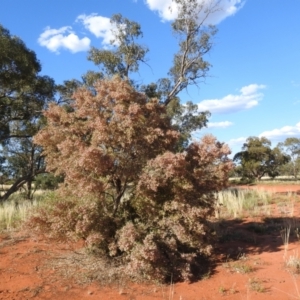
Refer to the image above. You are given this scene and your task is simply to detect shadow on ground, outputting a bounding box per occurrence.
[211,216,300,261]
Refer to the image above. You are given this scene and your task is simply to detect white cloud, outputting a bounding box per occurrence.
[197,84,266,114]
[259,122,300,141]
[38,26,90,54]
[227,137,246,150]
[145,0,244,24]
[228,122,300,154]
[226,136,247,156]
[38,13,115,53]
[207,121,233,128]
[77,14,115,46]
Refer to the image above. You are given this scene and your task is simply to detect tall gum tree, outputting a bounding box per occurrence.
[0,24,55,201]
[0,24,55,143]
[278,137,300,179]
[58,0,217,149]
[234,136,290,181]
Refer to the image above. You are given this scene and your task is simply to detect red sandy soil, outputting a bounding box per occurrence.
[238,184,300,194]
[1,184,300,300]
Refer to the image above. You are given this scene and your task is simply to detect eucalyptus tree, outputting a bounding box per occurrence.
[0,24,55,142]
[1,120,45,200]
[278,137,300,179]
[88,14,148,80]
[163,0,218,105]
[234,137,290,181]
[0,24,55,200]
[58,0,217,150]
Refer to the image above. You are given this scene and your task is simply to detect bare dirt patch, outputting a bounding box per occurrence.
[1,184,300,300]
[238,183,300,194]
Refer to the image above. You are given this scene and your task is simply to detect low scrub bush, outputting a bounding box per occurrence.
[30,78,233,283]
[27,172,219,282]
[26,194,114,245]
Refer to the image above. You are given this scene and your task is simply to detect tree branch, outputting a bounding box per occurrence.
[0,168,46,202]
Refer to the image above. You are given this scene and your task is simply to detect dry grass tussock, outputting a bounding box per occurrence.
[0,191,48,231]
[216,188,273,219]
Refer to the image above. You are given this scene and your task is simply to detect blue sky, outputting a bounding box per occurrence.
[1,0,300,156]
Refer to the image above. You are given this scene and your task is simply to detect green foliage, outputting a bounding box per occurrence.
[136,0,216,148]
[0,24,55,143]
[234,136,290,181]
[87,14,148,79]
[0,24,55,201]
[278,137,300,179]
[58,1,215,148]
[167,98,210,151]
[165,0,218,105]
[34,173,63,190]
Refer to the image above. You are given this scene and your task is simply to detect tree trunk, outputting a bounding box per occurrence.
[26,179,32,200]
[0,169,46,202]
[112,177,127,217]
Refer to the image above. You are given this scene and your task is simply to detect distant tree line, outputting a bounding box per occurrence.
[233,136,300,182]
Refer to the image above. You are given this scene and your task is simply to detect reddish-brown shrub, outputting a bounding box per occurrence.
[32,77,233,282]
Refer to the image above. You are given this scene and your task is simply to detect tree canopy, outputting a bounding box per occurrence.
[278,137,300,179]
[0,24,55,200]
[234,136,290,181]
[88,14,148,80]
[57,0,215,150]
[0,24,55,143]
